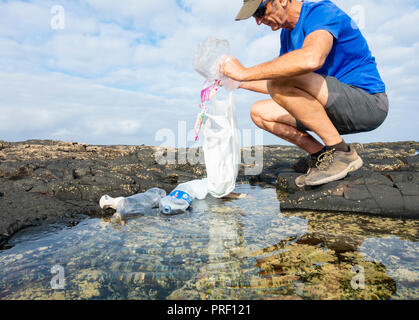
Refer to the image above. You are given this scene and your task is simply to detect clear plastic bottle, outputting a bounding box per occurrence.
[99,188,166,222]
[99,195,124,210]
[159,178,208,215]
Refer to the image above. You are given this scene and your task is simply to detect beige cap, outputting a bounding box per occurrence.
[235,0,264,21]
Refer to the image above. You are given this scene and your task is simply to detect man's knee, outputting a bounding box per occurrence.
[250,102,264,127]
[250,99,296,129]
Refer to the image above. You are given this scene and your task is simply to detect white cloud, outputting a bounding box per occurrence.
[0,1,50,37]
[0,0,418,147]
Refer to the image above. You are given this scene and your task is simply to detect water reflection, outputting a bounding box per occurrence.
[0,184,417,300]
[359,236,419,299]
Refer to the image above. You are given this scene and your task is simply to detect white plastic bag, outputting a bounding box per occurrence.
[193,37,241,198]
[203,90,241,198]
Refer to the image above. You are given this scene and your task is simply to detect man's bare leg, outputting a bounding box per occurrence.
[254,72,363,186]
[249,72,343,152]
[266,72,343,147]
[250,99,324,154]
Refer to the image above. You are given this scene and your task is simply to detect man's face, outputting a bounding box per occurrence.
[254,0,288,31]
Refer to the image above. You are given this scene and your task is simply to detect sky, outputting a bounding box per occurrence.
[0,0,418,148]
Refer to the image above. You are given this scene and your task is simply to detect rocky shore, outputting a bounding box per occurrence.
[0,139,418,246]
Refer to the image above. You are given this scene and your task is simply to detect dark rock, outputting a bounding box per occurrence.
[394,182,419,196]
[278,142,419,218]
[0,140,10,151]
[276,172,301,194]
[0,140,418,245]
[405,154,419,171]
[403,196,419,213]
[297,232,364,253]
[0,140,208,242]
[292,156,310,174]
[366,184,404,213]
[343,185,370,201]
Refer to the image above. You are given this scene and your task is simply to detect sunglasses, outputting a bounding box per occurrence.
[253,0,269,19]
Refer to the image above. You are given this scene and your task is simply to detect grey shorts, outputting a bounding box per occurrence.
[296,75,389,135]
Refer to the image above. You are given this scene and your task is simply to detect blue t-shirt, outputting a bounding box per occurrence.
[280,0,385,94]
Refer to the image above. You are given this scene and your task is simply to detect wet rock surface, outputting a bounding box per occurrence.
[0,140,418,245]
[276,142,419,218]
[166,209,418,300]
[0,140,206,245]
[0,184,417,300]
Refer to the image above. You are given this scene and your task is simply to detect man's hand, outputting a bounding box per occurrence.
[221,57,248,82]
[221,30,333,83]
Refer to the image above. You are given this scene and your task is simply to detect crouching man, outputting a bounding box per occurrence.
[223,0,388,187]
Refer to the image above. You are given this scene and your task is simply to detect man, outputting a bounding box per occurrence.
[223,0,389,187]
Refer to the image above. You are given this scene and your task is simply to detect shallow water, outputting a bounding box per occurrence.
[0,184,417,300]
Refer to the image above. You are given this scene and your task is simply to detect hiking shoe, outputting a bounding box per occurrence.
[295,154,321,188]
[295,174,306,188]
[304,146,363,186]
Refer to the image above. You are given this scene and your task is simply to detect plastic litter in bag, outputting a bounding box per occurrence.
[193,37,241,198]
[193,79,221,141]
[194,38,230,82]
[193,37,241,91]
[202,88,241,198]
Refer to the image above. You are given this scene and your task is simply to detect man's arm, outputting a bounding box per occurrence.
[223,30,334,82]
[239,80,269,94]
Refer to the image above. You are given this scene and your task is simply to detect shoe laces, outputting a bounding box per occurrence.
[305,152,323,174]
[314,148,336,170]
[307,155,318,168]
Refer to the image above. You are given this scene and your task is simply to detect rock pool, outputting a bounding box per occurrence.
[0,184,417,300]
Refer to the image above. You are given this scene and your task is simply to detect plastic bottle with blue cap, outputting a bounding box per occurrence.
[159,178,208,215]
[99,187,166,222]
